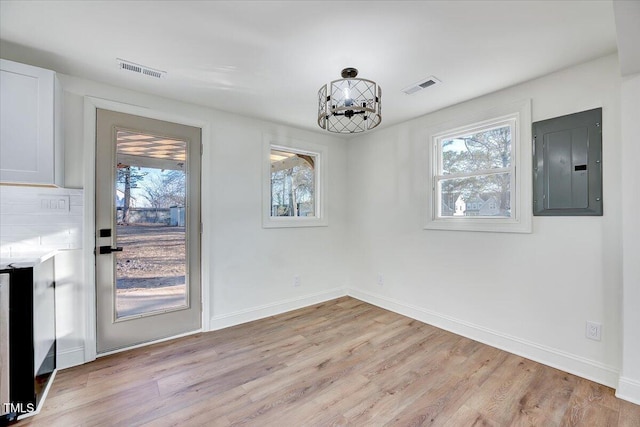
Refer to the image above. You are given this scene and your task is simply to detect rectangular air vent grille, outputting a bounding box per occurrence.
[117,58,166,79]
[142,68,163,79]
[419,79,437,89]
[402,76,441,95]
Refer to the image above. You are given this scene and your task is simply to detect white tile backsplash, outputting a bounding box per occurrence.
[0,185,83,257]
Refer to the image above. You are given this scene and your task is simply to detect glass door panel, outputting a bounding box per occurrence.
[114,132,188,319]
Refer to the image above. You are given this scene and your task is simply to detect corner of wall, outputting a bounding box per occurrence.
[210,287,347,331]
[616,377,640,405]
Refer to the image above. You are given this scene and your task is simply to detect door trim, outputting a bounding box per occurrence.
[83,96,211,362]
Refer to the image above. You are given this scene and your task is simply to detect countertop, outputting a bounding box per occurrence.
[0,250,58,270]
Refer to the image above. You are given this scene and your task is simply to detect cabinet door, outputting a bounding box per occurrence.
[33,258,55,378]
[0,59,61,186]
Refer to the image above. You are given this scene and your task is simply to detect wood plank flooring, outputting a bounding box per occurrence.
[16,297,640,426]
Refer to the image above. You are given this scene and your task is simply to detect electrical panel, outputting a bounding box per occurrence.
[533,108,602,216]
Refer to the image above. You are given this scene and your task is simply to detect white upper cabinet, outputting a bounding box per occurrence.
[0,59,63,186]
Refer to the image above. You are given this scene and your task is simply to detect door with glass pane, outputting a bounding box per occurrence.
[95,109,201,354]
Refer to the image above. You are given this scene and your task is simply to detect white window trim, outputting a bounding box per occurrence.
[262,134,328,228]
[425,99,532,233]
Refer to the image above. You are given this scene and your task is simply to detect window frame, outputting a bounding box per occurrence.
[434,117,516,219]
[262,135,328,228]
[425,100,532,233]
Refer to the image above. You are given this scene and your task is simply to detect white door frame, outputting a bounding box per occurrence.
[83,96,211,362]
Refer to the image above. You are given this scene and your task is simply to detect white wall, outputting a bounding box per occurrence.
[206,118,350,328]
[618,72,640,404]
[56,74,349,364]
[346,54,623,387]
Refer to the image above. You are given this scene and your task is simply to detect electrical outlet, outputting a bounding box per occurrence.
[586,321,602,341]
[377,273,384,286]
[39,195,70,212]
[293,275,301,287]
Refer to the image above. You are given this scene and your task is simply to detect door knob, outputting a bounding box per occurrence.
[99,246,123,254]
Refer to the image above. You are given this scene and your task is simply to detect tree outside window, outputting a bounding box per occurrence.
[270,148,316,217]
[263,136,327,228]
[435,119,515,218]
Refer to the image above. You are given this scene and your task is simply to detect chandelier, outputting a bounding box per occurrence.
[317,68,382,133]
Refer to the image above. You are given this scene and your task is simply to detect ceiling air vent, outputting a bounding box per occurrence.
[117,58,166,79]
[402,76,441,95]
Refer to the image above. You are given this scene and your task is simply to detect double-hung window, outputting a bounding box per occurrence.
[426,101,531,233]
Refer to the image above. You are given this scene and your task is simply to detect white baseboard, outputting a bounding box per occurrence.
[210,287,347,331]
[616,377,640,405]
[56,346,85,370]
[97,328,203,358]
[347,288,620,389]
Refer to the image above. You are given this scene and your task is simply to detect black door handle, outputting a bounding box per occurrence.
[99,246,124,254]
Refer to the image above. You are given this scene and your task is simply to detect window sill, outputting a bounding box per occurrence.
[424,217,531,233]
[262,216,328,229]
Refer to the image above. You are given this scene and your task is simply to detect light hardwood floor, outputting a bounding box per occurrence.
[16,297,640,426]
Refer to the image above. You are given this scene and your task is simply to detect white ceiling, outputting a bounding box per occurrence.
[0,1,620,135]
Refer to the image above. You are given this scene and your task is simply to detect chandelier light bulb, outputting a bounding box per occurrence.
[344,87,352,107]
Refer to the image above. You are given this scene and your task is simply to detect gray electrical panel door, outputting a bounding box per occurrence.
[533,108,602,216]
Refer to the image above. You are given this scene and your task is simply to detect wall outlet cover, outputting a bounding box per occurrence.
[586,321,602,341]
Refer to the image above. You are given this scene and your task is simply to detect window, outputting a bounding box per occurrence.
[270,148,316,218]
[262,136,327,228]
[425,100,531,233]
[437,118,515,218]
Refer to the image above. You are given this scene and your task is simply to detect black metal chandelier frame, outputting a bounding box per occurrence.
[318,68,382,134]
